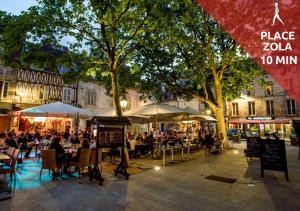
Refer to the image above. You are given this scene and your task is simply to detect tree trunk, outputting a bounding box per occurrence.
[111,72,122,117]
[215,107,229,148]
[213,71,229,148]
[110,71,130,167]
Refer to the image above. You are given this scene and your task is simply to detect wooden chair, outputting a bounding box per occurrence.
[37,143,46,162]
[7,147,15,157]
[40,149,61,179]
[70,148,91,178]
[18,143,28,161]
[0,149,20,184]
[89,149,102,166]
[89,148,102,173]
[3,147,15,166]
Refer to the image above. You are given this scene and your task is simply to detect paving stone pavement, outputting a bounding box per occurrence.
[0,142,300,211]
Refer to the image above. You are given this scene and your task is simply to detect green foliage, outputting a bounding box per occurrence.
[0,0,158,106]
[0,0,264,108]
[136,0,264,105]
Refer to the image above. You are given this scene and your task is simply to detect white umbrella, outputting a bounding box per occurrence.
[124,104,216,122]
[124,104,192,120]
[13,102,95,118]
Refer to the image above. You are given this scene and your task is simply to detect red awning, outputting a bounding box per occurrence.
[229,119,290,124]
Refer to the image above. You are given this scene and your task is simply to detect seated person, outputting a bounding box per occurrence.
[5,133,18,149]
[0,132,6,147]
[90,138,97,149]
[70,134,80,144]
[142,132,149,143]
[18,132,32,159]
[49,136,65,165]
[72,138,90,163]
[42,135,52,147]
[135,133,143,143]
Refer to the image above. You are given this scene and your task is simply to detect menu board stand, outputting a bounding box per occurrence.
[245,137,261,159]
[260,139,289,181]
[90,117,131,183]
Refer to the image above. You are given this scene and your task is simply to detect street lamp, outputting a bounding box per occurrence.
[120,99,128,112]
[18,90,27,102]
[205,108,212,115]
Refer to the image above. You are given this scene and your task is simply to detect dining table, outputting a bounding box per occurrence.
[0,153,10,161]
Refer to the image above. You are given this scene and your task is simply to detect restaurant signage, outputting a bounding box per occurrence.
[98,127,123,148]
[246,116,275,121]
[245,137,261,158]
[260,139,289,181]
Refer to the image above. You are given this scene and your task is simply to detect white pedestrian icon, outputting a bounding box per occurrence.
[272,2,284,26]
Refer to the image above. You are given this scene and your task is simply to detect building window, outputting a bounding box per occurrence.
[266,100,274,115]
[0,81,9,98]
[39,85,45,100]
[248,101,255,116]
[232,103,239,116]
[264,83,273,96]
[63,88,72,102]
[287,99,296,115]
[87,90,96,106]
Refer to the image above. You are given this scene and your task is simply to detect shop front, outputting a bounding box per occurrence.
[12,102,94,133]
[229,116,292,138]
[13,116,73,133]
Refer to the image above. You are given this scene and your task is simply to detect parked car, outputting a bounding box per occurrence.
[227,128,241,137]
[227,128,246,138]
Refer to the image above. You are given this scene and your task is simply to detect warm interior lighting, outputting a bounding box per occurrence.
[33,117,46,122]
[120,99,128,109]
[154,166,161,171]
[239,93,247,99]
[205,109,212,115]
[233,150,239,154]
[18,90,27,97]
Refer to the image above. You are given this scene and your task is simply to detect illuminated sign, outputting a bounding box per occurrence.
[247,116,275,121]
[34,117,47,122]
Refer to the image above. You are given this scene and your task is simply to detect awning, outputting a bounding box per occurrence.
[229,119,291,124]
[13,102,95,119]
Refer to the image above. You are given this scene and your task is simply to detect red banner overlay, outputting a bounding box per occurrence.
[196,0,300,104]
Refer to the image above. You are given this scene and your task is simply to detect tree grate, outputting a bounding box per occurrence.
[205,175,237,184]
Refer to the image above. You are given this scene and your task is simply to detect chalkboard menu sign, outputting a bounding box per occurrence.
[245,137,261,158]
[260,139,289,181]
[98,127,123,148]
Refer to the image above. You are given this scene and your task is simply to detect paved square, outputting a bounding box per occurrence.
[1,142,300,211]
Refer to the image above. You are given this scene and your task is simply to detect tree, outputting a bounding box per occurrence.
[0,0,162,168]
[136,0,264,146]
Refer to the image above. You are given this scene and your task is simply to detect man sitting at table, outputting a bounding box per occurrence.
[18,132,33,159]
[143,132,153,153]
[5,133,18,149]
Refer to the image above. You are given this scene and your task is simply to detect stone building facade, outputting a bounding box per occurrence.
[227,75,300,137]
[0,63,78,132]
[0,63,145,132]
[77,81,145,130]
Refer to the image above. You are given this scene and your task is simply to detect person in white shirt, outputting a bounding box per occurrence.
[42,135,52,147]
